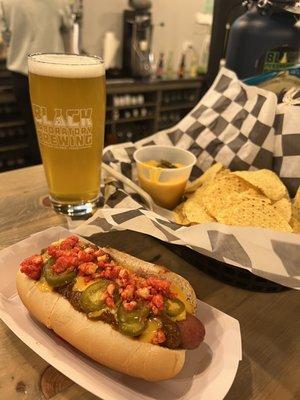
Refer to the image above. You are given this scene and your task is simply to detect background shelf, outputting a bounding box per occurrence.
[0,57,205,172]
[160,102,198,112]
[106,102,156,111]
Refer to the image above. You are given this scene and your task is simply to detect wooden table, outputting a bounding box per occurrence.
[0,165,299,400]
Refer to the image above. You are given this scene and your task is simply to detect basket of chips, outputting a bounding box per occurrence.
[75,68,300,292]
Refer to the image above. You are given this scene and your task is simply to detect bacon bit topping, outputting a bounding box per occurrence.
[83,275,94,283]
[20,254,43,280]
[136,287,150,300]
[47,236,79,259]
[120,284,135,301]
[94,249,107,257]
[152,330,166,345]
[20,236,174,316]
[105,296,115,309]
[59,235,79,250]
[52,255,78,274]
[151,294,164,311]
[146,277,171,294]
[84,247,95,254]
[98,287,116,309]
[100,266,120,280]
[107,283,115,296]
[119,268,129,279]
[77,250,94,263]
[47,245,60,258]
[123,300,137,311]
[78,262,98,276]
[97,254,109,263]
[151,306,159,315]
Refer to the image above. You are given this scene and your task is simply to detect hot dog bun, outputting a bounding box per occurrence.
[16,247,198,381]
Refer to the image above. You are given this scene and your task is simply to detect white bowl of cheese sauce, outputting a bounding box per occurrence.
[133,146,196,209]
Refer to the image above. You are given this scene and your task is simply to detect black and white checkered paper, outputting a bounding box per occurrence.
[103,68,299,194]
[274,88,300,197]
[74,68,300,289]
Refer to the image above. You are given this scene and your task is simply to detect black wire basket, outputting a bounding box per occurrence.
[165,243,289,293]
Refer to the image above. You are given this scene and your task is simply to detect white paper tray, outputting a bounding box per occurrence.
[0,227,242,400]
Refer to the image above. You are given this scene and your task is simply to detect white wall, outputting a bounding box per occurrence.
[151,0,208,68]
[81,0,209,71]
[81,0,127,60]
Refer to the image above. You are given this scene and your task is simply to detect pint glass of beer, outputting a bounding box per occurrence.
[28,53,105,216]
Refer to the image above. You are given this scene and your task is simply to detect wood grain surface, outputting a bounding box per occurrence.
[0,165,299,400]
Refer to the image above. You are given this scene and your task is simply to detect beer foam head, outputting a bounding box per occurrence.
[28,54,105,78]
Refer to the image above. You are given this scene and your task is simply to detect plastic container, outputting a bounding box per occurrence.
[133,145,196,209]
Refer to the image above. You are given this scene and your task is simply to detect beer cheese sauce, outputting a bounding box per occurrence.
[138,160,187,209]
[141,160,184,169]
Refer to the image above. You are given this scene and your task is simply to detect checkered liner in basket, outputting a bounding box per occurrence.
[77,67,300,289]
[103,68,299,197]
[273,88,300,196]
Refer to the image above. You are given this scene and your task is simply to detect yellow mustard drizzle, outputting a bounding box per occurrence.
[36,277,53,292]
[73,276,97,292]
[139,318,162,343]
[170,283,193,313]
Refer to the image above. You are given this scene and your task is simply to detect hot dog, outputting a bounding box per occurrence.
[16,235,205,381]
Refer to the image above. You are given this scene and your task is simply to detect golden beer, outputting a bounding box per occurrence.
[28,54,105,215]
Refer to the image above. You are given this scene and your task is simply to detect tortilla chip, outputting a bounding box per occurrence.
[272,198,292,222]
[185,163,224,193]
[175,164,294,233]
[183,192,215,224]
[217,169,231,178]
[173,203,190,225]
[216,197,293,233]
[201,174,265,218]
[294,186,300,209]
[232,169,288,201]
[290,217,300,234]
[291,203,300,220]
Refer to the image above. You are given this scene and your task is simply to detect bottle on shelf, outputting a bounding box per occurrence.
[140,108,147,117]
[132,108,139,118]
[126,131,134,141]
[178,53,186,79]
[165,51,174,79]
[124,110,132,119]
[113,96,119,107]
[156,52,164,79]
[189,50,199,78]
[112,109,120,121]
[137,95,144,105]
[116,131,124,142]
[125,95,131,106]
